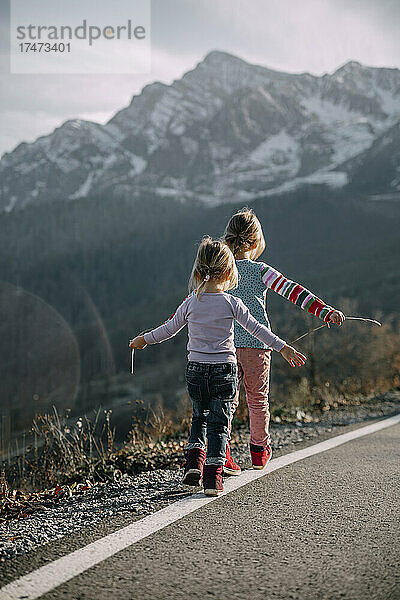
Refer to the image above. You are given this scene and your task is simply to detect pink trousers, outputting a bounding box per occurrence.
[232,347,272,447]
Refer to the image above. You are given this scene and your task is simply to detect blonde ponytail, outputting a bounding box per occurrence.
[189,236,238,299]
[224,207,266,259]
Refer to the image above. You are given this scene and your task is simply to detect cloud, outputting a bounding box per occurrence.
[165,0,400,73]
[1,0,399,155]
[0,45,200,156]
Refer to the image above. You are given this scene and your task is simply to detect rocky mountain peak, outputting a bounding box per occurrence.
[1,51,399,212]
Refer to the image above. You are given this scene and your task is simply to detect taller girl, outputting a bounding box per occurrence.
[223,208,345,473]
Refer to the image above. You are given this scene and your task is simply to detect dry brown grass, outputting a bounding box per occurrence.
[1,310,399,522]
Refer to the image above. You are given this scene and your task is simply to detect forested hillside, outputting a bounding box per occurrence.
[1,187,399,439]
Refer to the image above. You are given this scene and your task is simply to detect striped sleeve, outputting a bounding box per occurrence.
[260,263,335,323]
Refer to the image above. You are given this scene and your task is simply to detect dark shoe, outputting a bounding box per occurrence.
[182,448,206,486]
[203,464,224,496]
[223,441,241,476]
[250,443,272,470]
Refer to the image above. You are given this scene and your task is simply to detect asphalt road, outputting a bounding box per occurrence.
[42,422,400,600]
[2,421,399,600]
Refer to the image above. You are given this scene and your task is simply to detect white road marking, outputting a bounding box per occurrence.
[1,413,399,600]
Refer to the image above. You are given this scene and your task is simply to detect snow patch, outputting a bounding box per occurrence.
[170,123,186,135]
[301,95,380,166]
[378,136,393,149]
[324,120,374,166]
[249,131,299,165]
[130,155,147,175]
[229,131,301,183]
[264,170,348,196]
[376,89,400,117]
[69,173,94,199]
[4,196,17,213]
[154,187,182,197]
[102,153,118,168]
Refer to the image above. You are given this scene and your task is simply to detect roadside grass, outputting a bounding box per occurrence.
[0,402,191,524]
[1,312,399,523]
[1,386,399,524]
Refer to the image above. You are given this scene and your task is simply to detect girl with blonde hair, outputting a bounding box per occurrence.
[130,236,305,495]
[223,208,345,473]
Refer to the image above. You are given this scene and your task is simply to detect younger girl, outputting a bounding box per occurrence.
[223,208,345,473]
[129,237,306,496]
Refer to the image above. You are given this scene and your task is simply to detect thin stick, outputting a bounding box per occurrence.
[290,315,382,344]
[131,348,135,375]
[345,316,382,326]
[290,324,327,344]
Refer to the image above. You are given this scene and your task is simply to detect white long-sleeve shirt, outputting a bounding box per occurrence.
[143,292,286,363]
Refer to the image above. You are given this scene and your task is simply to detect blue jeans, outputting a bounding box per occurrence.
[185,361,238,465]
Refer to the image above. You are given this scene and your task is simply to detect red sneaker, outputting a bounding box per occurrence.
[203,465,224,496]
[223,441,241,476]
[250,443,272,470]
[182,448,206,486]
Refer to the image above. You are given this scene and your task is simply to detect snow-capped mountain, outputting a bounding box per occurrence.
[1,51,400,212]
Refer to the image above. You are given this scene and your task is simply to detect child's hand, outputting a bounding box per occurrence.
[328,310,345,326]
[129,335,147,350]
[280,344,307,367]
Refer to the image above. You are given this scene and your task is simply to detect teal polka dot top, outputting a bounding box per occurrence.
[227,259,271,349]
[227,258,334,349]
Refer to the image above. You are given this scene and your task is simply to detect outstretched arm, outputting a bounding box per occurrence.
[261,264,343,324]
[129,297,189,349]
[144,299,189,344]
[232,298,306,366]
[232,297,286,351]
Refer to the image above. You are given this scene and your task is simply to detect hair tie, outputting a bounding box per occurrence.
[203,274,210,282]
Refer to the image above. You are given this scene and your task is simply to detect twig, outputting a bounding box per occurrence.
[290,315,382,344]
[345,316,382,326]
[290,324,327,344]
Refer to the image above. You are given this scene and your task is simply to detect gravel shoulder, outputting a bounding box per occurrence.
[1,391,399,570]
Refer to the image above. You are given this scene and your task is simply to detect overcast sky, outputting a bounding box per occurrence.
[1,0,399,156]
